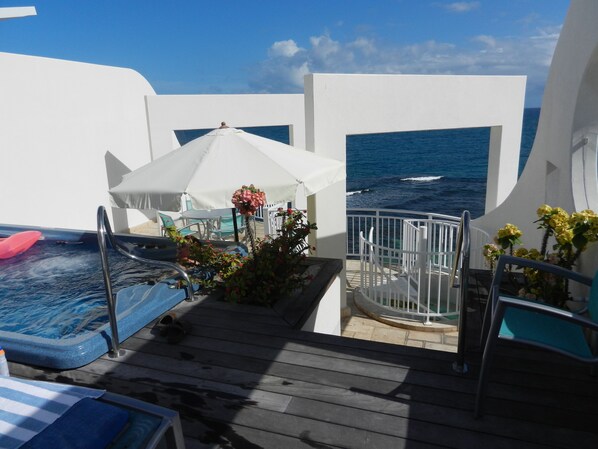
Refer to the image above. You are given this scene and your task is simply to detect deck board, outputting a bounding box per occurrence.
[8,280,598,448]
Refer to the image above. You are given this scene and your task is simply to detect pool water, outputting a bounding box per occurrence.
[0,239,173,339]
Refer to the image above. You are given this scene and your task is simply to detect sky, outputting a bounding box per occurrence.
[1,1,571,107]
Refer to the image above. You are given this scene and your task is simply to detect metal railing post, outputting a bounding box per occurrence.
[96,206,195,359]
[97,207,126,359]
[450,210,470,374]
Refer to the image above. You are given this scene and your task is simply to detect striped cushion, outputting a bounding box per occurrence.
[22,398,129,449]
[0,376,103,449]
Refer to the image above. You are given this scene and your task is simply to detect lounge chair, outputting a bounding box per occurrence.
[0,375,185,449]
[475,255,598,417]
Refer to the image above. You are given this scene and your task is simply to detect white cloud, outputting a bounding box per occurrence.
[441,2,480,13]
[349,37,377,56]
[473,35,497,49]
[268,40,302,58]
[249,25,560,105]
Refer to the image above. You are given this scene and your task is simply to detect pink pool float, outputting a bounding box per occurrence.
[0,231,42,259]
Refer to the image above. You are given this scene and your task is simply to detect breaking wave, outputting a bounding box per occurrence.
[400,176,443,182]
[346,188,371,196]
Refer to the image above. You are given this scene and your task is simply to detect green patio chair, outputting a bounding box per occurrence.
[211,212,247,241]
[158,212,204,238]
[475,255,598,417]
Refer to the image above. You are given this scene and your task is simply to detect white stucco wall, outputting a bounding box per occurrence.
[0,52,156,231]
[145,94,306,159]
[474,1,598,274]
[305,74,526,210]
[304,73,527,309]
[301,276,341,335]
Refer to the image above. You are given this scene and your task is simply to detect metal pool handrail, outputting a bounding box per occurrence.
[97,206,193,359]
[450,210,470,374]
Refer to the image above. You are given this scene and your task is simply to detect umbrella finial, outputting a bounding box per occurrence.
[219,122,229,129]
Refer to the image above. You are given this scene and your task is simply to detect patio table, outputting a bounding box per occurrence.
[181,208,239,241]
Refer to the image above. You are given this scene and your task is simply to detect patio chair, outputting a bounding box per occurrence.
[0,375,185,449]
[211,212,247,241]
[158,212,204,238]
[475,255,598,417]
[183,196,205,226]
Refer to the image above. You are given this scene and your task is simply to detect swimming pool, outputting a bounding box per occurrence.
[0,224,188,369]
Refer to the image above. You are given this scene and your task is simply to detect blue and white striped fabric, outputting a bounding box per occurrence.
[0,376,104,449]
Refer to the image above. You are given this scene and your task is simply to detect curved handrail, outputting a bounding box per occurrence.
[359,225,461,322]
[451,210,470,374]
[97,206,193,358]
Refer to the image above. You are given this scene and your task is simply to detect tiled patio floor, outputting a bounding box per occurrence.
[343,260,458,352]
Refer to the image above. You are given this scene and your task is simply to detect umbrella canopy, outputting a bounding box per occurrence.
[109,127,346,211]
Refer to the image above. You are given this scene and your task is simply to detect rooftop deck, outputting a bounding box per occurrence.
[8,268,598,449]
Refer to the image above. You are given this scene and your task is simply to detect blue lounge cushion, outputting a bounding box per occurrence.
[500,307,592,359]
[589,270,598,320]
[108,409,162,449]
[21,398,129,449]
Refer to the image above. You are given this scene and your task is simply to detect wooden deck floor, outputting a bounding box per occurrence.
[9,275,598,448]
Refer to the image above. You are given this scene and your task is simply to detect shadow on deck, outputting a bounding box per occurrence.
[8,268,598,448]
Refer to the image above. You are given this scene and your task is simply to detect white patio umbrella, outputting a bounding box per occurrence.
[109,126,346,211]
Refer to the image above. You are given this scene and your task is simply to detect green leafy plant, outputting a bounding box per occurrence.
[164,207,318,306]
[483,205,598,307]
[224,208,317,306]
[482,223,522,271]
[164,226,244,288]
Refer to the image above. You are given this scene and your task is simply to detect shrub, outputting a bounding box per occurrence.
[483,204,598,307]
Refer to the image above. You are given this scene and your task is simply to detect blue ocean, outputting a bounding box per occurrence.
[176,108,539,219]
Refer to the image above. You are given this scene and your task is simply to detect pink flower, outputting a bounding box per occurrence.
[231,184,267,216]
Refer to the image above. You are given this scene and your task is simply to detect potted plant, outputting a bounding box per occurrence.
[165,185,317,307]
[483,205,598,308]
[224,207,317,305]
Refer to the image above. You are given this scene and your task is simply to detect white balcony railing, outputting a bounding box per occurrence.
[348,209,490,323]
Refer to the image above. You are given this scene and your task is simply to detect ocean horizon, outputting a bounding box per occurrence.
[176,107,539,219]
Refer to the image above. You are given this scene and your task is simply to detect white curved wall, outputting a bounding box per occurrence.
[0,52,156,231]
[474,1,598,269]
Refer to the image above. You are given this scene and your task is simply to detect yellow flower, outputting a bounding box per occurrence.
[555,228,573,245]
[536,204,552,217]
[483,243,499,258]
[527,248,542,260]
[553,207,569,221]
[497,223,522,239]
[513,247,529,258]
[549,215,568,230]
[589,215,598,233]
[570,210,594,227]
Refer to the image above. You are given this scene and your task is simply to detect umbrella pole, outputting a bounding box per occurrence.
[231,207,239,243]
